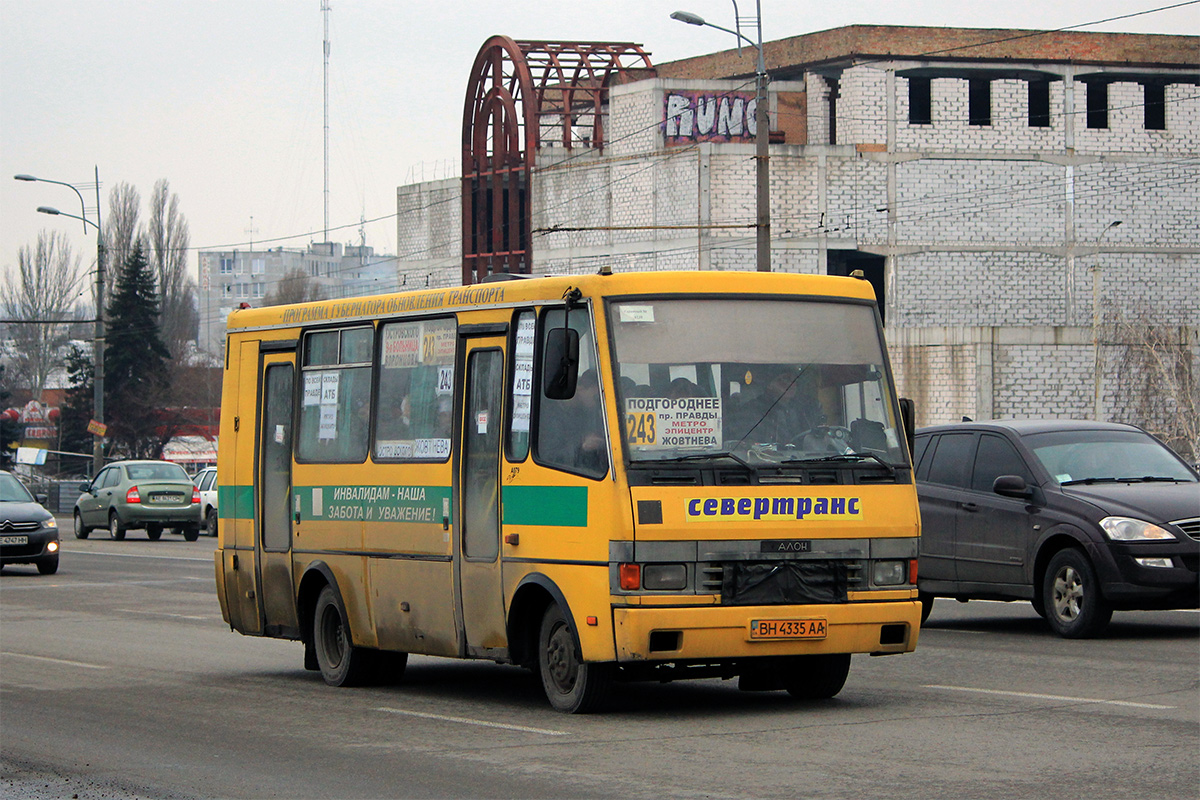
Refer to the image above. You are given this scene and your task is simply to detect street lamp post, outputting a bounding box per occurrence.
[15,170,107,475]
[1092,220,1122,421]
[672,1,770,272]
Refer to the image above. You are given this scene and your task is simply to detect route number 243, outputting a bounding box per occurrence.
[626,412,657,445]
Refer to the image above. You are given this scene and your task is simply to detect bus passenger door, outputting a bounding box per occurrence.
[257,355,299,637]
[457,338,507,657]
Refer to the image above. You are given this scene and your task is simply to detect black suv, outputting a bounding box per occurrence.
[914,420,1199,637]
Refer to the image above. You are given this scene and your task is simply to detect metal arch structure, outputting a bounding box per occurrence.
[461,37,654,284]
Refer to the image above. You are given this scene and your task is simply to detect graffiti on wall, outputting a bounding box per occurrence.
[663,90,760,145]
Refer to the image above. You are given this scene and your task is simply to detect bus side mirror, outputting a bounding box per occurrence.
[899,397,916,459]
[543,327,580,400]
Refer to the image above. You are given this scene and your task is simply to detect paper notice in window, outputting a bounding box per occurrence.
[318,404,338,440]
[304,373,321,406]
[320,371,339,405]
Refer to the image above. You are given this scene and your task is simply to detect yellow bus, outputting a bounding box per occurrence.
[214,269,921,712]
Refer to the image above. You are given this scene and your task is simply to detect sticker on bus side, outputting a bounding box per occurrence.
[686,495,862,522]
[296,484,452,524]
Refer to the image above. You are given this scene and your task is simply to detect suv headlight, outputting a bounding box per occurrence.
[1099,516,1176,542]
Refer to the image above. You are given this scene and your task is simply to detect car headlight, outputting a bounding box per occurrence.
[43,516,58,529]
[1099,516,1176,541]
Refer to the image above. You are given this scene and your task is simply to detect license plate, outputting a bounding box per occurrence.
[0,535,30,546]
[749,618,827,640]
[148,493,182,504]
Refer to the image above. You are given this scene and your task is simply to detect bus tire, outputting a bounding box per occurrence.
[313,585,373,687]
[537,604,613,713]
[782,653,851,700]
[919,591,935,624]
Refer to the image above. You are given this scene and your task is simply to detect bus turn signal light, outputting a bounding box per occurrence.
[619,563,641,590]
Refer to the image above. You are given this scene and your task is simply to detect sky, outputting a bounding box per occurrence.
[1,0,1196,289]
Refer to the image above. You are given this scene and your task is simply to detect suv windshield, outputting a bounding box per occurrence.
[609,298,905,465]
[1025,429,1197,484]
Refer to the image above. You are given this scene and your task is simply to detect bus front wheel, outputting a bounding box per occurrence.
[537,604,614,713]
[782,653,851,700]
[313,585,374,687]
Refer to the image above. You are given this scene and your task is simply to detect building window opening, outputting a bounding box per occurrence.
[968,78,991,126]
[1143,83,1166,130]
[1028,81,1051,127]
[908,77,932,125]
[1087,82,1109,129]
[826,77,840,145]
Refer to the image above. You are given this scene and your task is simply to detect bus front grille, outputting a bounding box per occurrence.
[698,560,864,604]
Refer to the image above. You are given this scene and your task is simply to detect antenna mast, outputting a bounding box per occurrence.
[322,0,331,243]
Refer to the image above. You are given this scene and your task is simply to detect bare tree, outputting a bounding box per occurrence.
[262,268,327,306]
[104,182,142,303]
[1104,306,1200,460]
[147,179,197,355]
[0,230,85,399]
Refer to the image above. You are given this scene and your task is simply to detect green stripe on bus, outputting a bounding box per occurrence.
[503,486,588,527]
[218,485,255,520]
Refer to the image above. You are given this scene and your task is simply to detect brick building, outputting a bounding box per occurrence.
[395,26,1200,455]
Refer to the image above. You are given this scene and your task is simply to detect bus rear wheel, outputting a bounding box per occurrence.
[782,653,851,700]
[537,604,613,713]
[313,585,374,687]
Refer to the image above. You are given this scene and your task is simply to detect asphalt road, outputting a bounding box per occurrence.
[2,532,1197,800]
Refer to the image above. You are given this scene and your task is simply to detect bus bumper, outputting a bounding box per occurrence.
[612,600,921,662]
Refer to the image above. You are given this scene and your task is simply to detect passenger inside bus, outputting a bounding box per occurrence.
[537,368,608,478]
[727,367,823,448]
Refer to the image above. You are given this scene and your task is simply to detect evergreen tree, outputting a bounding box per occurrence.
[59,345,95,459]
[104,241,172,458]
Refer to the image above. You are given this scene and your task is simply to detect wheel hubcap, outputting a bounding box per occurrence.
[545,623,578,693]
[1052,566,1083,620]
[319,606,346,668]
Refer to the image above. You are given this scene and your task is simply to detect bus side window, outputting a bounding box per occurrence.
[534,307,607,479]
[507,310,535,462]
[296,326,373,463]
[373,317,456,461]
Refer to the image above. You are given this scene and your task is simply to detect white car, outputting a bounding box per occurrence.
[193,467,219,537]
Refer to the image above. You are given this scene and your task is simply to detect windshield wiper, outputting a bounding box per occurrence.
[1064,475,1185,485]
[653,450,756,471]
[780,453,896,477]
[1120,476,1188,483]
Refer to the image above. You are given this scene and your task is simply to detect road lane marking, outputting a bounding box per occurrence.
[375,706,569,736]
[0,577,208,590]
[924,684,1175,709]
[65,550,213,562]
[1,651,109,670]
[116,608,216,621]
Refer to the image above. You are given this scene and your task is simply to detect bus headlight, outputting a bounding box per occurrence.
[872,560,907,586]
[642,564,687,591]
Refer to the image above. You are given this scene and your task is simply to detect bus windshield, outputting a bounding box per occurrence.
[609,297,905,466]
